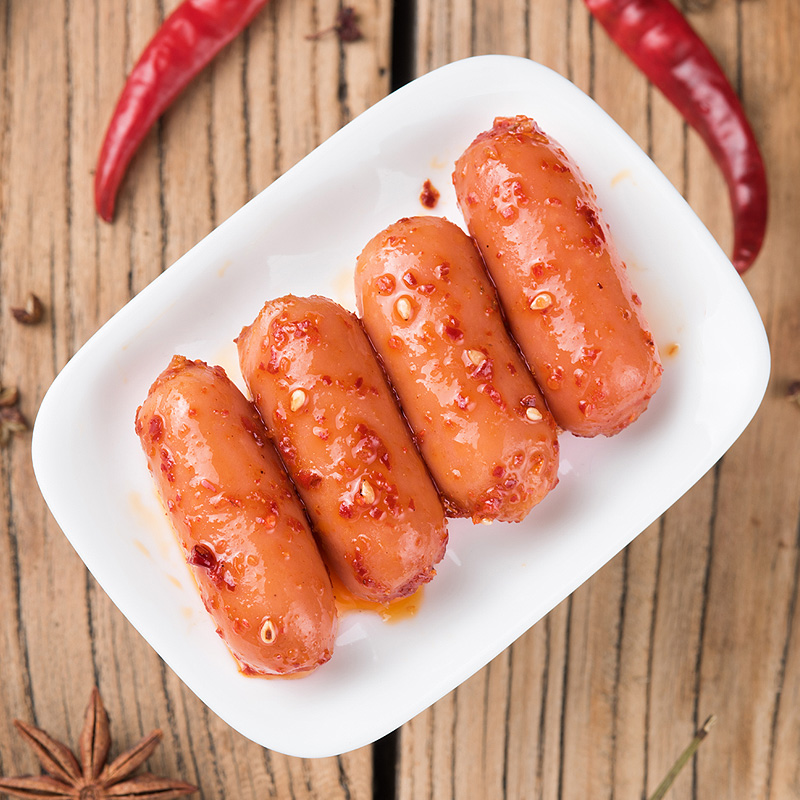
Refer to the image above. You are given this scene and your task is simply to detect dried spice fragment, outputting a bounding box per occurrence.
[307,6,363,42]
[0,687,197,799]
[787,380,800,409]
[420,179,440,209]
[0,384,27,446]
[10,293,44,325]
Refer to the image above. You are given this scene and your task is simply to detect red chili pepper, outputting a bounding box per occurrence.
[95,0,271,223]
[583,0,768,274]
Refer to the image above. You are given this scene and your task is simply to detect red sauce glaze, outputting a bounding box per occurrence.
[355,216,560,523]
[135,356,337,676]
[453,116,662,437]
[237,295,448,603]
[420,178,441,209]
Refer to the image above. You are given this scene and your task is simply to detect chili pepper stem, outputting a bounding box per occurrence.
[647,715,717,800]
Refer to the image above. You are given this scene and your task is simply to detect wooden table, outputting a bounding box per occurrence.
[1,1,797,798]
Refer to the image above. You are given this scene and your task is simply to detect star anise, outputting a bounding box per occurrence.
[0,687,197,799]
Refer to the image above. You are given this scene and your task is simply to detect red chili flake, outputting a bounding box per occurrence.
[435,262,450,280]
[455,393,470,410]
[277,436,297,462]
[297,470,323,489]
[546,367,565,390]
[444,325,463,341]
[200,478,216,491]
[160,448,175,483]
[417,283,436,295]
[355,377,364,389]
[402,270,418,287]
[339,501,354,519]
[545,196,562,206]
[480,384,504,407]
[511,180,527,203]
[188,544,234,590]
[580,347,601,366]
[266,349,281,374]
[376,274,396,294]
[384,484,400,513]
[581,235,604,252]
[632,293,642,305]
[420,179,440,209]
[492,465,505,478]
[576,200,605,241]
[148,414,163,442]
[233,618,251,634]
[188,544,216,571]
[353,424,384,464]
[506,362,517,376]
[240,414,265,446]
[470,356,493,381]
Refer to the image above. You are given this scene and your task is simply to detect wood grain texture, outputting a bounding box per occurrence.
[0,1,386,797]
[400,1,800,799]
[0,1,798,798]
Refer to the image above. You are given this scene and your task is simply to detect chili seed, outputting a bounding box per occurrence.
[289,389,306,412]
[395,296,413,321]
[530,292,553,311]
[359,478,376,505]
[259,618,277,644]
[467,349,485,366]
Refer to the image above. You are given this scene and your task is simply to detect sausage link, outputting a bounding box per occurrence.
[237,296,448,602]
[453,116,663,437]
[135,356,337,676]
[355,216,560,523]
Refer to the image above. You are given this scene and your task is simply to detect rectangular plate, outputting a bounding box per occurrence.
[32,55,769,758]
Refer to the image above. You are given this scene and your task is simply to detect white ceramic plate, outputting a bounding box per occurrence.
[32,55,769,758]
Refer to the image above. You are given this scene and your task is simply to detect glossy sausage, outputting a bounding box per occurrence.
[355,216,560,523]
[237,295,448,603]
[453,115,663,437]
[135,355,337,676]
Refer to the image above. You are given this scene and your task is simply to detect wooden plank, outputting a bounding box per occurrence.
[0,0,389,796]
[399,2,798,800]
